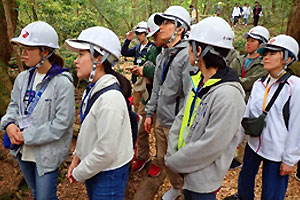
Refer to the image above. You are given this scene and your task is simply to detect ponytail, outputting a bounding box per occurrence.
[103,60,132,98]
[48,53,64,67]
[45,47,64,67]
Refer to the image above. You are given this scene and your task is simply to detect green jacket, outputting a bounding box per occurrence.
[143,45,162,79]
[230,55,267,102]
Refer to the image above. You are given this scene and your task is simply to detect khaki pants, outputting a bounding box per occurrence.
[152,119,183,189]
[136,103,149,161]
[133,77,148,114]
[132,91,142,114]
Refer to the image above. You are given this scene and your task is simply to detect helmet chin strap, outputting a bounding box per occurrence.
[35,47,54,69]
[164,19,184,45]
[192,43,227,67]
[192,41,199,66]
[277,50,294,77]
[88,44,110,83]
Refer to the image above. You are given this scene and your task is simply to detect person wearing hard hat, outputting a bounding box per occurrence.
[225,35,300,200]
[131,13,163,173]
[65,27,134,199]
[0,21,75,199]
[165,16,245,200]
[144,5,194,199]
[229,26,269,170]
[121,21,154,112]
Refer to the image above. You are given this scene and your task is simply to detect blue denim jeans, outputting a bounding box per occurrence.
[17,154,59,200]
[238,144,289,200]
[85,163,129,200]
[183,189,216,200]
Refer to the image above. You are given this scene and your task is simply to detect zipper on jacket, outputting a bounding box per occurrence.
[45,99,52,120]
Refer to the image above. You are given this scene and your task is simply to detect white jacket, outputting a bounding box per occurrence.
[246,74,300,166]
[242,6,251,16]
[73,74,133,182]
[232,7,241,17]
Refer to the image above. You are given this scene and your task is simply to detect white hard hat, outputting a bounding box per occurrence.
[147,13,160,37]
[135,21,148,33]
[257,34,299,61]
[11,21,59,49]
[218,2,222,5]
[65,26,121,63]
[188,16,234,49]
[154,6,191,30]
[242,26,269,43]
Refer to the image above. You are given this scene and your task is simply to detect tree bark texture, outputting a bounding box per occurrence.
[287,0,300,58]
[272,0,276,14]
[0,0,16,116]
[2,0,23,72]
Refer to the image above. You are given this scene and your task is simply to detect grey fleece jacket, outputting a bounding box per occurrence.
[145,40,193,127]
[165,81,245,193]
[1,67,75,176]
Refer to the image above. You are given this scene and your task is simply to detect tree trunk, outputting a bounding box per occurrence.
[204,0,211,15]
[192,0,199,23]
[287,0,300,59]
[272,0,276,14]
[2,0,23,72]
[0,0,17,117]
[30,0,38,21]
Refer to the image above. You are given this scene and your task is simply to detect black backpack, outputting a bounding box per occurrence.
[84,83,138,148]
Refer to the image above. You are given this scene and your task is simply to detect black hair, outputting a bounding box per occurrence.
[103,60,132,98]
[45,47,64,67]
[93,50,132,98]
[192,41,230,69]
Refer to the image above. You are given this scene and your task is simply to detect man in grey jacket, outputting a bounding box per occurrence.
[143,5,193,200]
[165,17,245,199]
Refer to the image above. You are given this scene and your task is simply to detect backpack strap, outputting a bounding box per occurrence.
[160,47,185,85]
[264,72,291,113]
[83,83,121,122]
[282,95,290,130]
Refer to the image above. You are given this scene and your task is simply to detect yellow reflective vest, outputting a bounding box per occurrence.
[177,72,221,150]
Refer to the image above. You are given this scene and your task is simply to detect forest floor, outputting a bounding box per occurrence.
[1,57,300,200]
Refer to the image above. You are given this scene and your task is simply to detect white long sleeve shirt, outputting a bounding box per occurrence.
[245,74,300,166]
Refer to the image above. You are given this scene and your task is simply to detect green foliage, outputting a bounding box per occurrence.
[9,0,296,83]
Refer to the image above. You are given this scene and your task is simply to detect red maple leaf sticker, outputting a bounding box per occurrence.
[147,27,151,33]
[22,31,29,38]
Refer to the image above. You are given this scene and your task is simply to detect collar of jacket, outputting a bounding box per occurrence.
[197,67,240,98]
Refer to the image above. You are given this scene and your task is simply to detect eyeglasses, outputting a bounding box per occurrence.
[158,19,175,26]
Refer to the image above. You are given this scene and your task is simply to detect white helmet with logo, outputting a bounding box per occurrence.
[154,6,191,31]
[135,21,148,34]
[242,26,269,43]
[189,16,234,49]
[147,13,160,37]
[11,21,59,49]
[257,34,299,61]
[65,26,121,82]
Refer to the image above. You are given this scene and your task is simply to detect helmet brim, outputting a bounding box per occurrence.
[11,37,59,49]
[242,32,265,43]
[154,13,175,26]
[64,39,103,55]
[257,44,283,56]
